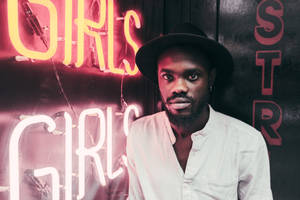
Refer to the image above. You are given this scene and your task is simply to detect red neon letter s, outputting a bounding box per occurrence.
[7,0,58,60]
[254,0,284,46]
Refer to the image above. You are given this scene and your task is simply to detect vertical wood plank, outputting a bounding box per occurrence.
[164,0,191,33]
[190,0,217,39]
[219,1,300,199]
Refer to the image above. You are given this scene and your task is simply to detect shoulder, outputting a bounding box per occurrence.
[130,111,165,131]
[214,110,266,148]
[127,111,165,143]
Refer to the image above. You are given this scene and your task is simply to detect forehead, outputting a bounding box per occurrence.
[157,46,212,72]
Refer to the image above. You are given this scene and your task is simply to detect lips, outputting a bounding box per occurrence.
[167,98,192,110]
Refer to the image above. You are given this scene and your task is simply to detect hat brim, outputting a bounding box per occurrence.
[136,33,234,85]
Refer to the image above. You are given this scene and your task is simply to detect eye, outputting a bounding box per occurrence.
[160,73,174,81]
[188,72,200,81]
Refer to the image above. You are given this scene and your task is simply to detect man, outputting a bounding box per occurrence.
[126,23,273,200]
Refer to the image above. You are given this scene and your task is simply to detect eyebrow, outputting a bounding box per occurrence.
[159,68,204,76]
[183,69,203,74]
[159,69,174,73]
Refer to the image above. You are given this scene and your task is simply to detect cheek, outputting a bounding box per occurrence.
[189,82,209,98]
[158,83,169,101]
[162,89,171,99]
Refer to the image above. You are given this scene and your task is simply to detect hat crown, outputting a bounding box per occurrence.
[169,23,208,38]
[136,23,234,86]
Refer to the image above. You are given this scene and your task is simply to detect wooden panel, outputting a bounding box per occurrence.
[164,0,191,33]
[219,0,300,199]
[117,0,164,41]
[163,0,217,36]
[190,0,217,39]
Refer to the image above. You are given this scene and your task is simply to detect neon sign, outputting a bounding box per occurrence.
[7,0,142,75]
[8,105,140,200]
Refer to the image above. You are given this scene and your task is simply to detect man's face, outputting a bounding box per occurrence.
[157,47,215,122]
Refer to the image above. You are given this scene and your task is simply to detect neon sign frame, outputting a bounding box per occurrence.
[7,0,141,75]
[9,105,140,200]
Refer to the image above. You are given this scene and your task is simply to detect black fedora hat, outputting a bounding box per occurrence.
[135,23,234,85]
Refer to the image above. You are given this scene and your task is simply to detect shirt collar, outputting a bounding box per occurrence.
[191,105,216,139]
[164,105,217,145]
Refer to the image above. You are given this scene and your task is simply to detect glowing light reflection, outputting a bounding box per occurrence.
[77,108,106,199]
[9,115,56,200]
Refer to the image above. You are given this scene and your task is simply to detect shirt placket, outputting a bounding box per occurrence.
[182,133,207,200]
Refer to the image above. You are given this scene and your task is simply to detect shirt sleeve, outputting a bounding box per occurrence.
[126,123,145,200]
[238,134,273,200]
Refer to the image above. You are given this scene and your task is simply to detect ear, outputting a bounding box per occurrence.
[209,68,216,87]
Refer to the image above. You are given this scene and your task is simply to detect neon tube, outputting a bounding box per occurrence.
[123,105,140,136]
[7,0,58,60]
[77,108,106,199]
[107,107,123,179]
[9,115,56,200]
[123,10,141,75]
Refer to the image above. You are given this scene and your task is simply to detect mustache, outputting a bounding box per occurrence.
[166,93,194,103]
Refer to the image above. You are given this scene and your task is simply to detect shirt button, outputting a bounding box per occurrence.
[184,178,193,183]
[191,148,198,153]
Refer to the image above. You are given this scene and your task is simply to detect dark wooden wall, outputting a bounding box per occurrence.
[218,1,300,199]
[0,0,299,199]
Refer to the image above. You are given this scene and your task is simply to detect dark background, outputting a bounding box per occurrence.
[0,0,299,199]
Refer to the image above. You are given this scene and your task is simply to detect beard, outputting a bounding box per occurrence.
[162,92,210,129]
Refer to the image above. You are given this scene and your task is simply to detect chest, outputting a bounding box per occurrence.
[135,133,240,200]
[173,136,193,172]
[136,129,239,185]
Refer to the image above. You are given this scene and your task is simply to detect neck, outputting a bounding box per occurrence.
[170,104,210,138]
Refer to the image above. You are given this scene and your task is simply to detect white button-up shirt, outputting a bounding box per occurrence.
[126,106,273,200]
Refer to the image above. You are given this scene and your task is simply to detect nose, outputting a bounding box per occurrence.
[172,78,188,94]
